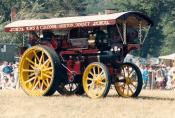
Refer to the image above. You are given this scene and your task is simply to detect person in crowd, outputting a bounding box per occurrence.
[0,62,13,89]
[0,62,5,89]
[171,70,175,90]
[0,61,16,89]
[41,30,58,49]
[155,68,165,89]
[94,27,109,49]
[165,66,174,89]
[1,75,12,89]
[28,31,40,47]
[148,65,153,89]
[142,65,149,89]
[0,61,8,81]
[13,61,19,89]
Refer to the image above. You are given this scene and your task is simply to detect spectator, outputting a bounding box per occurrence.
[0,62,14,89]
[155,69,165,89]
[0,61,8,83]
[171,70,175,90]
[1,75,12,89]
[41,30,58,49]
[13,62,19,89]
[165,66,174,89]
[28,31,40,47]
[142,65,149,89]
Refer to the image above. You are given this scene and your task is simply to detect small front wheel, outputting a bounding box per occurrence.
[83,62,111,98]
[114,63,143,97]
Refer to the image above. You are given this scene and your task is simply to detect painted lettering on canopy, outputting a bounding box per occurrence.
[5,20,116,32]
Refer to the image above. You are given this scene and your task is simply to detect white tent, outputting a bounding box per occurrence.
[159,53,175,60]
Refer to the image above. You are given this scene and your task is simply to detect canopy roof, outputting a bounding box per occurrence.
[4,11,153,32]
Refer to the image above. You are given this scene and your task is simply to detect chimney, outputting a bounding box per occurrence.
[105,9,116,14]
[11,7,17,22]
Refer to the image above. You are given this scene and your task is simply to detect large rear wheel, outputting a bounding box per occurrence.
[83,62,111,98]
[114,63,142,97]
[19,45,62,96]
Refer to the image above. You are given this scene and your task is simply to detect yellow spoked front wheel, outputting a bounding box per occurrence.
[19,45,61,96]
[83,62,111,98]
[114,63,143,97]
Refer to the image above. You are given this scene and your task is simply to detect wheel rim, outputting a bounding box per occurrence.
[19,46,54,96]
[83,63,108,98]
[115,64,139,97]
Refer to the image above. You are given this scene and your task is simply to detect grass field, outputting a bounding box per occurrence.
[0,88,175,118]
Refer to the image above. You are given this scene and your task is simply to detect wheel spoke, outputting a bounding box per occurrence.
[89,71,94,77]
[32,81,39,91]
[122,68,126,78]
[122,84,126,93]
[43,67,53,71]
[26,57,35,65]
[99,70,104,76]
[45,71,52,76]
[40,81,44,91]
[25,76,36,84]
[34,57,38,66]
[42,59,50,68]
[129,69,134,77]
[42,54,45,64]
[29,73,35,78]
[93,67,96,75]
[87,77,93,81]
[46,78,50,85]
[127,85,130,96]
[38,80,41,88]
[130,72,136,79]
[97,66,100,74]
[88,81,94,88]
[43,80,49,88]
[130,82,137,89]
[43,73,52,79]
[100,73,106,80]
[131,78,138,83]
[98,81,105,85]
[33,50,40,62]
[126,66,130,77]
[128,85,134,95]
[29,64,35,69]
[22,69,34,72]
[39,51,44,65]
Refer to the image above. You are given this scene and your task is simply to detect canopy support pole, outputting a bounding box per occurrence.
[123,20,127,44]
[22,33,25,47]
[116,24,124,43]
[138,21,142,44]
[142,25,151,44]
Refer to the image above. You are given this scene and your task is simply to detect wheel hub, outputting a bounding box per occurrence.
[126,77,131,84]
[34,68,41,76]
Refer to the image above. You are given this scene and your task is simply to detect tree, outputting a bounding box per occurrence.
[0,0,88,44]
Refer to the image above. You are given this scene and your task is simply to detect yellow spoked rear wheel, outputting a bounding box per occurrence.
[114,63,142,97]
[19,45,60,96]
[83,62,110,98]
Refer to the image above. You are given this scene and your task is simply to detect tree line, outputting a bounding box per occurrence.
[0,0,175,57]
